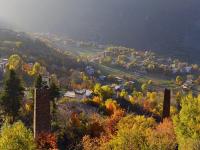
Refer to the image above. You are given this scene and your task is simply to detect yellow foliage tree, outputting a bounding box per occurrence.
[8,54,22,70]
[29,62,42,76]
[0,121,36,150]
[93,96,102,105]
[176,76,183,85]
[105,99,119,114]
[147,92,157,101]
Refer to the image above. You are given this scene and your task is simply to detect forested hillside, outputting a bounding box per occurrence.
[0,29,84,78]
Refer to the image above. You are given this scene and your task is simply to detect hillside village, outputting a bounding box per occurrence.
[1,30,200,100]
[32,33,199,76]
[1,1,200,149]
[0,30,200,149]
[91,47,199,76]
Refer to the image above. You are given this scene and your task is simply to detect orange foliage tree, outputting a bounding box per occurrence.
[36,132,58,150]
[105,99,119,115]
[147,119,177,150]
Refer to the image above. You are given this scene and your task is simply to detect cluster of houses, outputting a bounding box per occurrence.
[90,48,199,76]
[63,81,137,101]
[181,75,195,90]
[182,79,193,90]
[63,89,93,99]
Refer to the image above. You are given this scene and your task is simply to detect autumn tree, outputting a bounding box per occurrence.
[119,89,128,99]
[141,83,148,92]
[0,69,24,123]
[82,135,102,150]
[173,94,200,150]
[176,75,183,85]
[105,99,119,115]
[94,83,103,97]
[147,92,157,101]
[32,62,42,76]
[105,115,155,150]
[0,121,36,150]
[36,132,58,150]
[101,85,113,100]
[7,54,22,70]
[147,119,177,150]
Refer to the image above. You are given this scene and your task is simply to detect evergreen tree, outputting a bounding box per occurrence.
[49,82,60,119]
[49,82,60,101]
[0,69,24,123]
[35,74,42,89]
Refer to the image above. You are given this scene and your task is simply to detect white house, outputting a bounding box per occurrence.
[85,90,93,97]
[184,66,192,73]
[64,91,76,98]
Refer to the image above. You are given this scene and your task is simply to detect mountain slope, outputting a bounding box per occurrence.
[0,29,84,77]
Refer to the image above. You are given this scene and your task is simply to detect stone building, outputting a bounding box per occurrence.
[33,88,51,138]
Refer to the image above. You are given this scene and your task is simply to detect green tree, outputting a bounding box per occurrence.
[0,69,24,123]
[173,94,200,150]
[49,82,60,100]
[0,121,36,150]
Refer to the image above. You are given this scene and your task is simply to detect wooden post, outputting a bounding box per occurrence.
[33,88,51,138]
[162,89,171,120]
